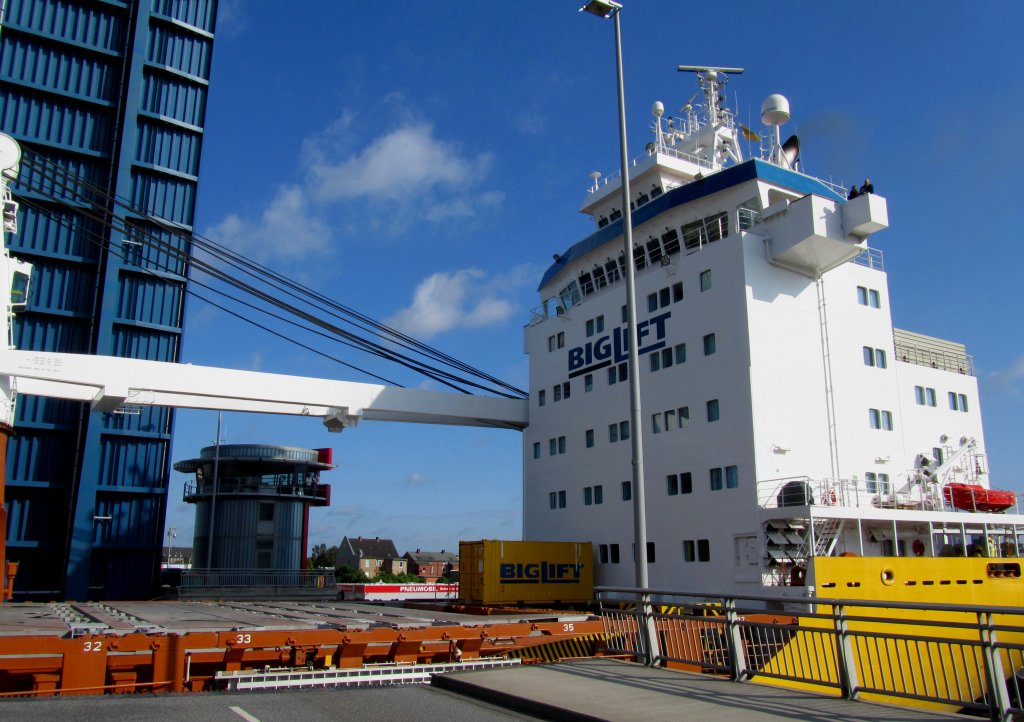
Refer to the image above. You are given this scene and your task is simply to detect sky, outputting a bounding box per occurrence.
[163,1,1024,557]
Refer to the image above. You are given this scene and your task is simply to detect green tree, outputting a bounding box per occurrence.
[308,543,338,569]
[375,571,422,583]
[335,565,368,583]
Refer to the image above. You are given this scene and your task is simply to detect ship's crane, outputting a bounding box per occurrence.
[0,134,527,599]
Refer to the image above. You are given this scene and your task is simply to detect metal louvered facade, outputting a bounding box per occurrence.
[0,0,218,600]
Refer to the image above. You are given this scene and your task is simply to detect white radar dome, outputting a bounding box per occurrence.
[652,101,664,118]
[760,94,791,126]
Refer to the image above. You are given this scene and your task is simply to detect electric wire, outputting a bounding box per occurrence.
[10,146,527,398]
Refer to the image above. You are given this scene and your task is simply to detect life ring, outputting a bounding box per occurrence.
[824,489,837,506]
[912,539,925,557]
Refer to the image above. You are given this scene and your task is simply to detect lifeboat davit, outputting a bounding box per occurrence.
[943,483,1017,512]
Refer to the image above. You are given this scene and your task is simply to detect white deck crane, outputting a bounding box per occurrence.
[0,133,527,599]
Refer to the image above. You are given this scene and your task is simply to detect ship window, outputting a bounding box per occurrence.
[661,348,673,369]
[538,389,546,406]
[610,544,620,563]
[646,237,662,264]
[664,408,675,429]
[609,423,618,443]
[259,503,274,522]
[667,474,679,495]
[585,429,594,448]
[605,259,620,284]
[560,281,581,309]
[866,347,877,367]
[706,399,720,422]
[651,184,663,198]
[680,472,692,494]
[697,539,710,562]
[682,219,704,250]
[672,281,683,302]
[620,420,630,440]
[550,492,557,509]
[621,481,631,501]
[558,436,566,454]
[857,286,868,305]
[592,265,607,289]
[659,287,670,307]
[683,540,695,562]
[579,272,594,296]
[599,544,609,563]
[558,490,566,508]
[882,411,893,430]
[621,305,627,323]
[633,245,647,271]
[870,289,881,308]
[594,484,603,504]
[609,209,621,222]
[585,374,593,392]
[586,319,594,337]
[647,292,658,313]
[562,381,570,399]
[584,487,593,505]
[737,198,761,231]
[662,229,680,256]
[710,467,723,490]
[677,406,689,428]
[700,269,712,292]
[633,542,656,563]
[875,349,887,368]
[637,191,649,206]
[549,438,557,455]
[704,333,716,356]
[706,211,728,242]
[927,388,936,406]
[726,465,739,488]
[652,413,661,434]
[553,385,561,402]
[675,343,687,364]
[533,442,540,459]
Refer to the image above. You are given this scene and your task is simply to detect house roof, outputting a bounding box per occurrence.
[340,536,400,560]
[404,549,459,564]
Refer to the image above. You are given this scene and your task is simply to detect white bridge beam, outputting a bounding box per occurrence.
[0,351,528,431]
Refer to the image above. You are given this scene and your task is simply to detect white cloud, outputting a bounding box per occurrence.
[989,356,1024,392]
[385,269,517,340]
[306,124,491,203]
[204,115,501,264]
[405,472,429,487]
[205,184,330,263]
[215,0,247,38]
[515,111,545,135]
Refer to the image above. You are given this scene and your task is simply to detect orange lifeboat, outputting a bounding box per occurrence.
[943,483,1016,512]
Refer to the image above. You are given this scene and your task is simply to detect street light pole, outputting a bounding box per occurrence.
[580,0,658,665]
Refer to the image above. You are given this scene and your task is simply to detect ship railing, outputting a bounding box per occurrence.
[596,585,1024,719]
[758,476,943,512]
[180,569,336,590]
[585,145,718,197]
[849,246,884,271]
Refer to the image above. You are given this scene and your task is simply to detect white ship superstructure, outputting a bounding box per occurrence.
[522,68,1022,600]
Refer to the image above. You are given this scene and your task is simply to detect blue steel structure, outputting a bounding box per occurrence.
[0,0,218,600]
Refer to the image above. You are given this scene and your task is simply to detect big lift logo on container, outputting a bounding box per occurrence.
[499,562,585,584]
[567,311,671,378]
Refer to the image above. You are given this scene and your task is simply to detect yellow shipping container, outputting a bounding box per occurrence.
[459,540,594,606]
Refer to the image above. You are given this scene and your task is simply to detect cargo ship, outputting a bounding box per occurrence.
[521,65,1024,609]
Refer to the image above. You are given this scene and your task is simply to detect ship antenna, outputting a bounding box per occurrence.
[676,65,744,127]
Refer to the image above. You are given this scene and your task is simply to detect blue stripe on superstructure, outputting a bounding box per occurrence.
[538,159,844,291]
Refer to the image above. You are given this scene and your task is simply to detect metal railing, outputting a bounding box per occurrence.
[180,569,336,589]
[183,478,329,502]
[596,586,1024,720]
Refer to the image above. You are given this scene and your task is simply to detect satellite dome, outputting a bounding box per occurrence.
[760,94,791,126]
[652,101,665,118]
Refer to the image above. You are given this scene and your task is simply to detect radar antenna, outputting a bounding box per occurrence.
[677,65,744,127]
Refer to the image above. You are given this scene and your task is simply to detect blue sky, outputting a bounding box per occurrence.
[164,1,1024,556]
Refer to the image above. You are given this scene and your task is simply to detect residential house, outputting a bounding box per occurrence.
[335,536,402,579]
[403,549,459,583]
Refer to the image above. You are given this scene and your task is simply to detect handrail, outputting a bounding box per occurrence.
[595,586,1024,719]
